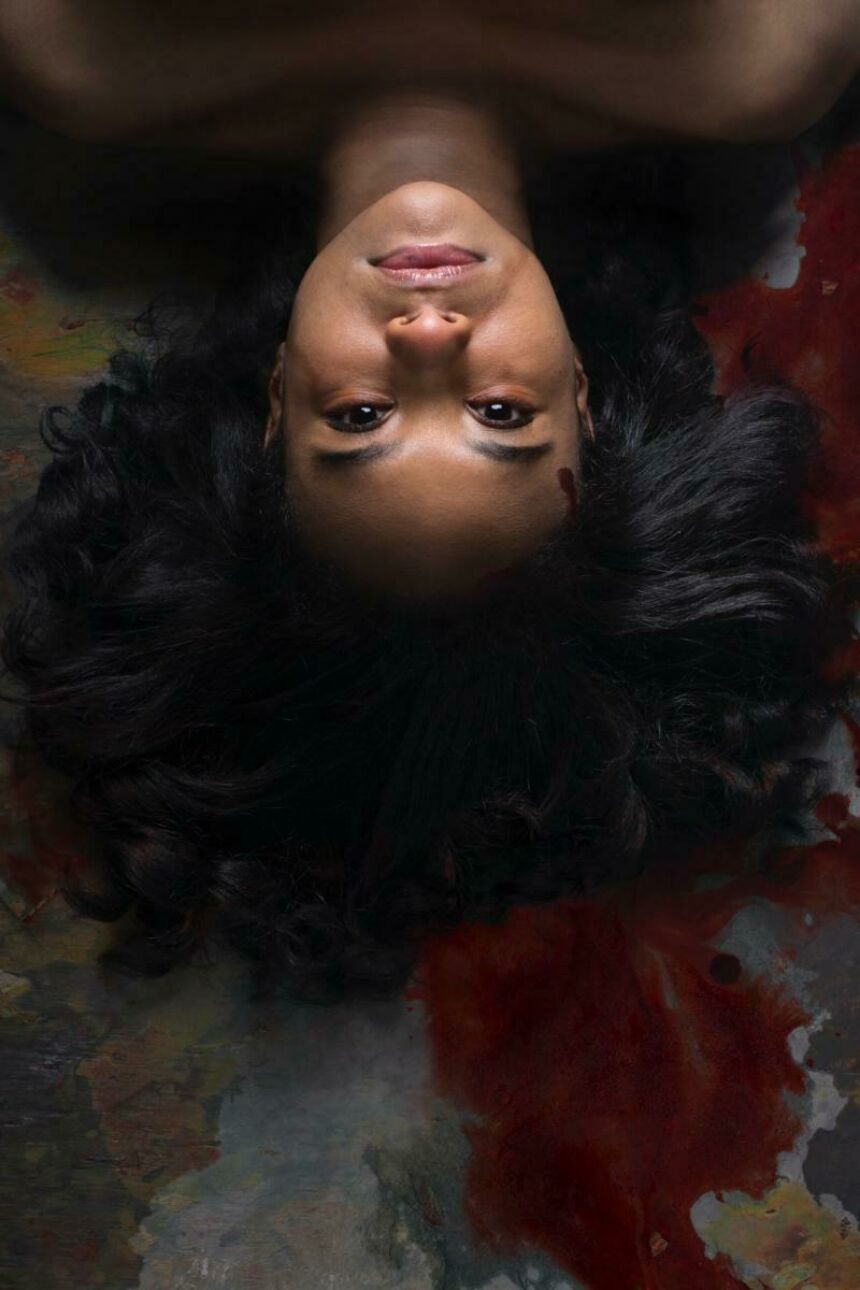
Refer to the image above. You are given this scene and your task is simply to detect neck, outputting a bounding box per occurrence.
[316,89,533,250]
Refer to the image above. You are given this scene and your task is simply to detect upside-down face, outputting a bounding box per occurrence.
[266,181,592,599]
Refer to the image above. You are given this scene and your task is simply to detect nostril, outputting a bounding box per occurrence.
[386,309,471,357]
[395,308,465,325]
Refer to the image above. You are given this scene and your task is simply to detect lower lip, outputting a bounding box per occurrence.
[370,243,484,285]
[373,244,482,269]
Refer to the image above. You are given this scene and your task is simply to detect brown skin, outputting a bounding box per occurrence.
[264,95,592,598]
[0,0,857,152]
[3,5,855,593]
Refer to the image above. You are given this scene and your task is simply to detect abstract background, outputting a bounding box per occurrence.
[1,100,859,1289]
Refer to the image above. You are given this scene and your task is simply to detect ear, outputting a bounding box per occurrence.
[573,349,595,443]
[264,342,286,450]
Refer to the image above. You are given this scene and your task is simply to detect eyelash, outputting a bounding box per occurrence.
[469,399,536,430]
[323,402,394,433]
[323,399,536,432]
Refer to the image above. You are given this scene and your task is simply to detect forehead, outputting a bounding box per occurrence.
[289,426,576,537]
[290,451,573,598]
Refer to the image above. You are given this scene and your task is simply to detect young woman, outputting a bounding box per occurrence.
[1,3,858,994]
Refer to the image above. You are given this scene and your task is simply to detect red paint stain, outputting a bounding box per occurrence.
[815,791,850,833]
[0,267,37,305]
[822,637,860,683]
[845,714,860,779]
[695,144,860,564]
[0,448,39,494]
[0,745,90,913]
[416,715,860,1288]
[557,466,577,517]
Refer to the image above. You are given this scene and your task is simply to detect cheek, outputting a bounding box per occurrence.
[286,314,381,393]
[517,270,573,355]
[287,272,350,360]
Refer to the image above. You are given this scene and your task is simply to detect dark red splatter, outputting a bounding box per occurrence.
[556,466,577,517]
[696,144,860,564]
[845,714,860,780]
[821,637,860,683]
[416,717,860,1289]
[0,745,90,914]
[815,791,851,833]
[0,267,37,305]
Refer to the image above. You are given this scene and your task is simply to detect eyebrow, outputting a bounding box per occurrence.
[313,441,553,466]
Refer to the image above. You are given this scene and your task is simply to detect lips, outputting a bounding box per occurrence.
[372,244,482,269]
[370,244,485,288]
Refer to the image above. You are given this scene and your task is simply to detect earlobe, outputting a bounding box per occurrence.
[264,342,286,450]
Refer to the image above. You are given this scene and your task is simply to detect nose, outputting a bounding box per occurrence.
[385,306,471,365]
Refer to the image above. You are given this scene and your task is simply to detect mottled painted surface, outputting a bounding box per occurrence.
[416,716,860,1289]
[1,111,859,1289]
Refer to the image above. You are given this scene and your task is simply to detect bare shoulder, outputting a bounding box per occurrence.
[0,0,135,136]
[1,0,857,152]
[0,0,320,143]
[476,0,860,150]
[699,0,860,139]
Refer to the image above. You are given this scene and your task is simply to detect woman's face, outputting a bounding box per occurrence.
[267,182,591,598]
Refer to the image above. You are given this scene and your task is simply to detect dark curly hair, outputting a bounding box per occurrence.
[3,162,858,997]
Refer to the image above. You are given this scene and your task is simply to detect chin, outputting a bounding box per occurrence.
[371,181,495,229]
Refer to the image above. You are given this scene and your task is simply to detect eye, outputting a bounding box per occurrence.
[323,401,394,433]
[467,398,536,430]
